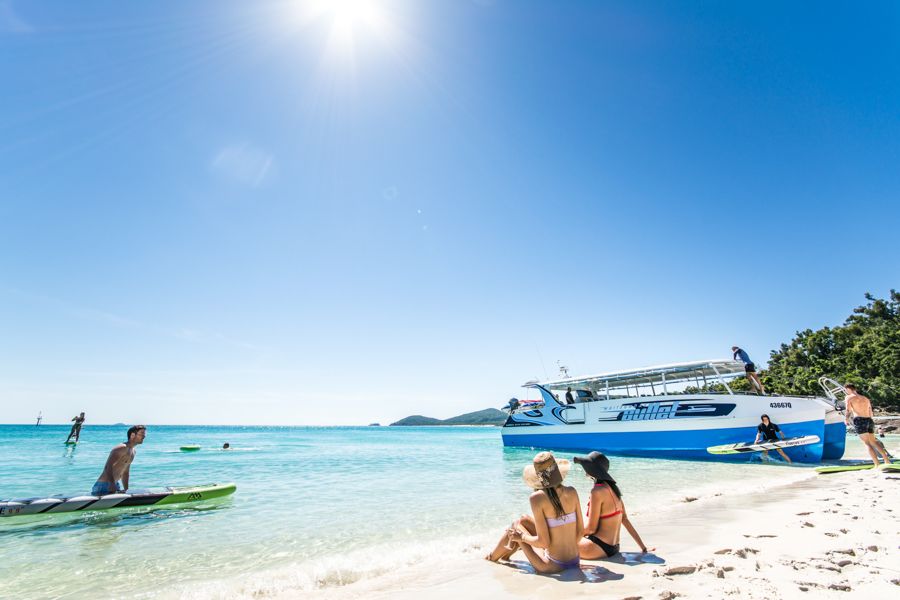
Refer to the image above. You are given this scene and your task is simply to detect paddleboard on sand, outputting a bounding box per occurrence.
[180,445,201,452]
[707,435,820,455]
[816,460,900,474]
[0,483,236,517]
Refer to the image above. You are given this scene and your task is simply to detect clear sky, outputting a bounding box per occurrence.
[1,1,898,425]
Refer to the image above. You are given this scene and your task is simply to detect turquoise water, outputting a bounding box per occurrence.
[0,424,854,599]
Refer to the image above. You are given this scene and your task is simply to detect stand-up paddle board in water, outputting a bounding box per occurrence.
[816,460,900,474]
[0,482,236,518]
[707,435,820,455]
[64,441,78,446]
[180,445,201,452]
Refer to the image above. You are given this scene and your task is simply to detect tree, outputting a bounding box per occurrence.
[762,291,900,410]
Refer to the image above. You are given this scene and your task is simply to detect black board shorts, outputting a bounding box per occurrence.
[744,362,756,373]
[853,417,875,435]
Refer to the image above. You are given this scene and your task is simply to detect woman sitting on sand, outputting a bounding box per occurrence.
[486,452,583,572]
[574,451,649,559]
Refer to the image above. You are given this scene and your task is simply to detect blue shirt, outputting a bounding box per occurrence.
[734,348,751,364]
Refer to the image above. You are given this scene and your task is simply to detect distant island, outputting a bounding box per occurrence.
[390,408,507,426]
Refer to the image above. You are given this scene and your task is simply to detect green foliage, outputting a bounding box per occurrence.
[762,290,900,409]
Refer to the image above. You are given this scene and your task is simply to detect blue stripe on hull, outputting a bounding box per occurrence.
[822,421,847,460]
[502,419,826,463]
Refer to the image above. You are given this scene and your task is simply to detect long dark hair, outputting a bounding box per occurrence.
[544,486,566,518]
[594,476,623,499]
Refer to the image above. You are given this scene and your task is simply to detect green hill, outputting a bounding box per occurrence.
[390,408,507,426]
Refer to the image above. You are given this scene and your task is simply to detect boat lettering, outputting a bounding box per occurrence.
[769,402,792,409]
[619,401,680,421]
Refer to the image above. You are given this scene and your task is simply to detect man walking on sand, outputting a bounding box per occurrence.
[732,346,766,395]
[844,385,891,467]
[92,425,146,495]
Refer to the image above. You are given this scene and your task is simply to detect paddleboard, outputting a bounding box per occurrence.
[880,464,900,473]
[707,435,820,455]
[0,482,236,518]
[816,459,900,474]
[180,445,201,452]
[64,441,78,446]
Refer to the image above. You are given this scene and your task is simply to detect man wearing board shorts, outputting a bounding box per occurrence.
[92,425,146,495]
[754,414,791,463]
[844,384,891,467]
[732,346,766,395]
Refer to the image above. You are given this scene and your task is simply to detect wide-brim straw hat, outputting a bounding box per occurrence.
[522,451,570,489]
[573,450,615,484]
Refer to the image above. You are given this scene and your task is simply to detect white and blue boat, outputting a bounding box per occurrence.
[501,359,846,463]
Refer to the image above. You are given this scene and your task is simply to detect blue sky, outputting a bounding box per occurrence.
[1,1,898,425]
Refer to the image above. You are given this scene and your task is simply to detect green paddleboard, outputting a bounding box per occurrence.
[816,459,900,474]
[180,445,201,452]
[64,441,78,446]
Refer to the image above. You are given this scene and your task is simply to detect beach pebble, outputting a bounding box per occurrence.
[796,511,812,515]
[801,522,814,527]
[733,548,759,558]
[722,566,735,572]
[716,568,725,579]
[866,545,879,552]
[714,548,731,555]
[658,592,679,600]
[621,597,642,600]
[682,496,698,503]
[835,559,852,567]
[832,548,856,556]
[829,584,852,592]
[840,528,849,533]
[664,566,697,576]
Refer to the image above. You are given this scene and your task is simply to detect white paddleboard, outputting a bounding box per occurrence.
[707,435,820,455]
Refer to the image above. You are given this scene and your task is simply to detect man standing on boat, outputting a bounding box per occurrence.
[754,414,791,463]
[843,384,891,467]
[565,387,575,404]
[65,412,86,443]
[732,346,766,395]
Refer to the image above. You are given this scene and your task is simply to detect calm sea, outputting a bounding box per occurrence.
[0,424,862,599]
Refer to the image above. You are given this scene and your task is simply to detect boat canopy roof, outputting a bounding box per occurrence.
[533,359,746,392]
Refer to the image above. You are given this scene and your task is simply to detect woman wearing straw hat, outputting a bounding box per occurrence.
[574,451,650,559]
[485,452,583,572]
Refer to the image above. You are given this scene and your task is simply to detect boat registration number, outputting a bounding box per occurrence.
[769,402,792,408]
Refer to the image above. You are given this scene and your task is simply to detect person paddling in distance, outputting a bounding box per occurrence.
[844,384,891,467]
[574,451,651,559]
[92,425,146,496]
[754,414,792,463]
[486,452,584,572]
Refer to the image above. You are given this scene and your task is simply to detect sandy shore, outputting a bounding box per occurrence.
[299,460,899,600]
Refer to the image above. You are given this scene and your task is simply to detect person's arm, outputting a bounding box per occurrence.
[573,490,584,540]
[844,399,854,424]
[582,489,602,536]
[754,431,761,444]
[513,495,552,549]
[122,459,131,492]
[778,425,786,440]
[621,507,650,553]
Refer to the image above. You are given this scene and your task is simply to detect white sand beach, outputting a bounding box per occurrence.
[295,458,899,600]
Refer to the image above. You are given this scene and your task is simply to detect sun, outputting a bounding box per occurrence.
[292,0,392,60]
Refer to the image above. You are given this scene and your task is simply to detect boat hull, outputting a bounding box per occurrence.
[501,389,837,463]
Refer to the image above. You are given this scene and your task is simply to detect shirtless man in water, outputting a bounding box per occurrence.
[844,385,890,467]
[92,425,146,495]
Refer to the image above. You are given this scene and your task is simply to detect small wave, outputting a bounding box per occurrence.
[154,534,485,599]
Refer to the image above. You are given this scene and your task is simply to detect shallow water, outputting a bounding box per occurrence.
[0,424,879,599]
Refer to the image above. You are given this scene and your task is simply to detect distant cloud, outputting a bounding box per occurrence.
[210,143,274,187]
[0,1,33,33]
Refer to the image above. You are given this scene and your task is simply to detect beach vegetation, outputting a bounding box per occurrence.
[762,291,900,410]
